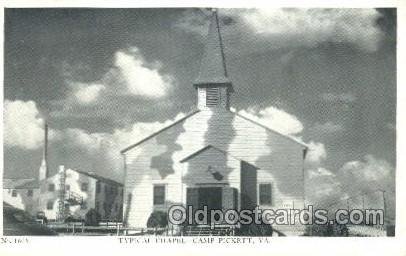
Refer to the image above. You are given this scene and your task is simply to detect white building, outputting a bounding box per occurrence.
[38,165,123,221]
[3,124,123,222]
[3,178,40,215]
[121,11,308,235]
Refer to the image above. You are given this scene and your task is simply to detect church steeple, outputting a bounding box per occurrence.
[194,9,233,110]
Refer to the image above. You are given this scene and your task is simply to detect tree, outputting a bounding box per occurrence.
[147,211,168,228]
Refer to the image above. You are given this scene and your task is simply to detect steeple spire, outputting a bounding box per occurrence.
[194,9,231,86]
[194,9,233,110]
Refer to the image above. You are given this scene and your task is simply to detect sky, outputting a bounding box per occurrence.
[3,8,396,212]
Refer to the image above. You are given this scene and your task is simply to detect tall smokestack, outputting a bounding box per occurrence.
[39,121,49,180]
[44,122,48,174]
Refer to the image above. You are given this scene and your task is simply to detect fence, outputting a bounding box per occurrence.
[45,222,394,237]
[45,223,233,236]
[46,222,124,235]
[45,222,177,236]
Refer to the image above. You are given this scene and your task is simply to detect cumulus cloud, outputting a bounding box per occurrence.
[50,112,187,180]
[50,46,175,123]
[232,105,360,207]
[63,47,172,100]
[306,141,327,164]
[114,48,172,98]
[63,128,107,151]
[306,155,395,217]
[73,83,105,104]
[4,100,60,150]
[4,100,45,150]
[235,106,304,135]
[177,8,384,53]
[233,9,382,51]
[308,167,334,179]
[339,155,394,192]
[234,106,329,166]
[4,97,187,180]
[111,112,186,149]
[306,167,341,204]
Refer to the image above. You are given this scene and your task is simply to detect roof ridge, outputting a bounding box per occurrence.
[70,168,123,185]
[120,109,200,154]
[229,108,308,148]
[3,178,40,189]
[121,108,307,154]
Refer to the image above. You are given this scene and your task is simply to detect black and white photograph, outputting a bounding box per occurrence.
[0,3,403,251]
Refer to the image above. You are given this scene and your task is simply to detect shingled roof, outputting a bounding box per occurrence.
[3,178,39,189]
[72,169,123,187]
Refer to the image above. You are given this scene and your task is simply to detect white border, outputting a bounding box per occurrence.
[1,1,405,256]
[0,0,400,8]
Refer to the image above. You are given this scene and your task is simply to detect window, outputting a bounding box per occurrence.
[65,185,70,191]
[96,182,101,193]
[27,189,33,197]
[12,190,17,197]
[259,183,272,205]
[206,87,219,106]
[48,183,55,192]
[47,200,54,210]
[81,201,87,210]
[81,182,88,192]
[153,185,165,205]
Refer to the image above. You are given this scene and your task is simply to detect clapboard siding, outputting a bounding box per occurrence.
[124,109,306,227]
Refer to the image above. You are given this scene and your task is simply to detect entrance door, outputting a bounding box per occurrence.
[198,187,222,212]
[186,187,223,211]
[186,187,223,225]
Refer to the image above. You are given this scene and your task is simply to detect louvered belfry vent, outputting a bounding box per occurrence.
[206,87,219,106]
